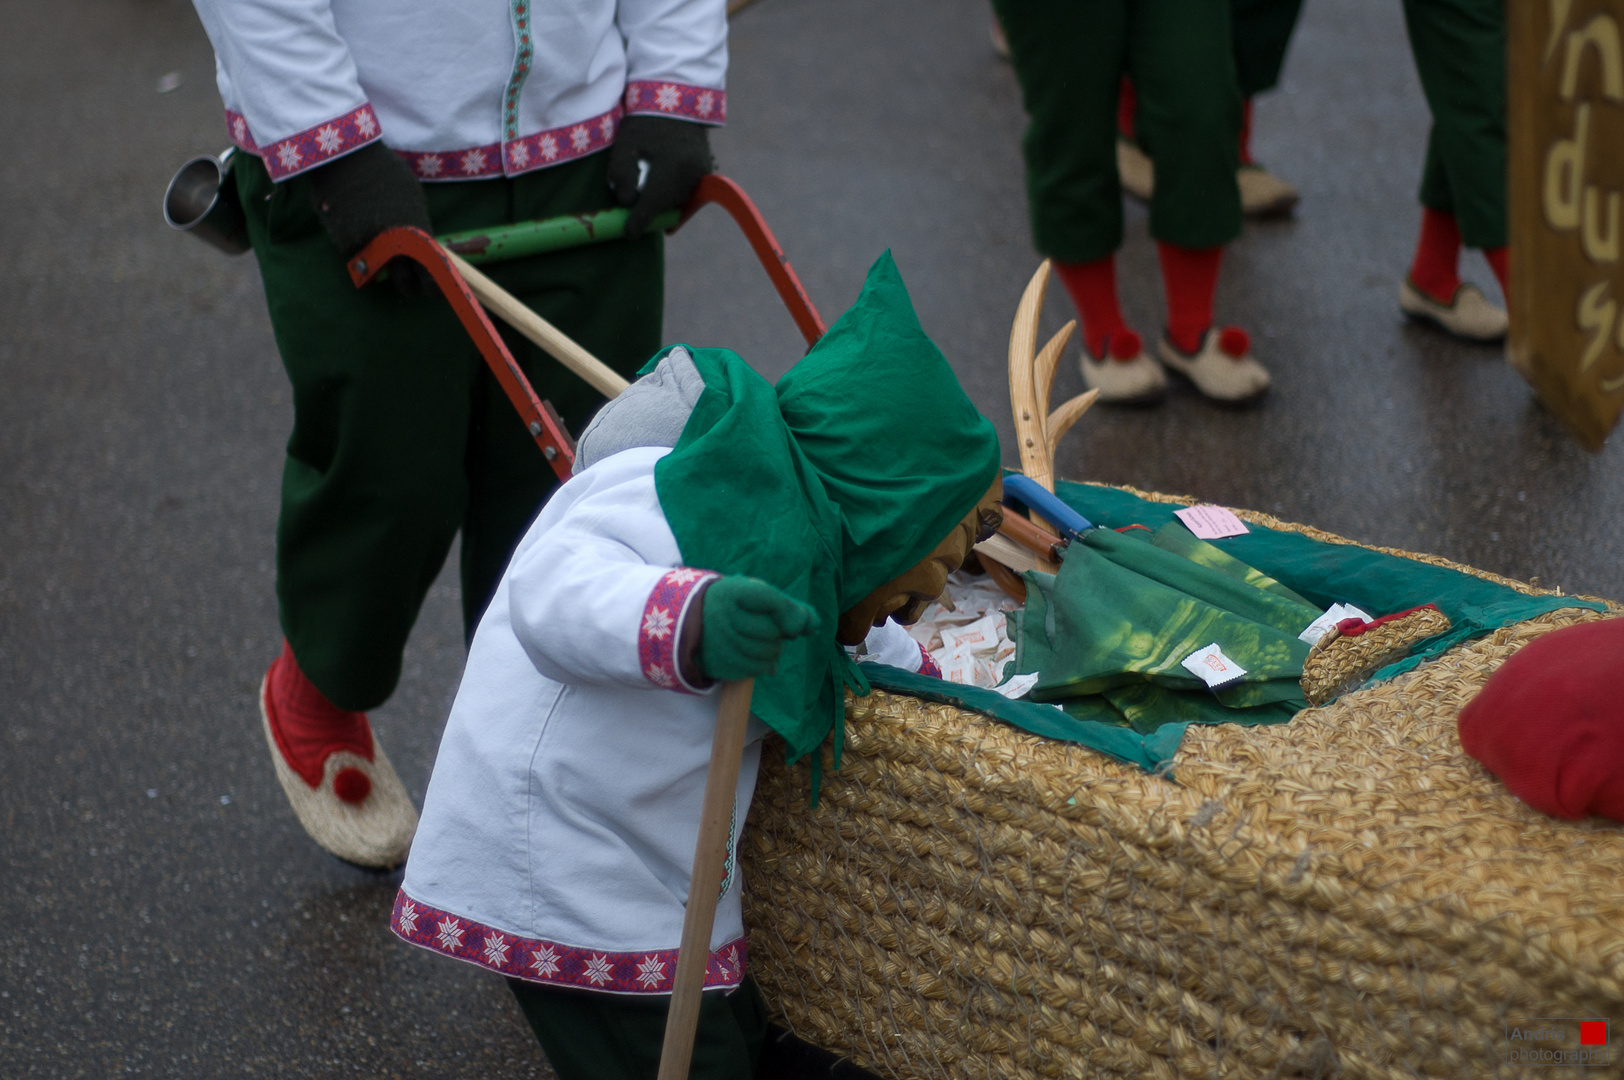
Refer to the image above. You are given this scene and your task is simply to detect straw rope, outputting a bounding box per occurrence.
[741,505,1624,1080]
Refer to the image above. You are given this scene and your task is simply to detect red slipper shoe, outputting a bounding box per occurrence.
[259,642,417,869]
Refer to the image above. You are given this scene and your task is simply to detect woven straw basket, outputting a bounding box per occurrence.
[741,491,1624,1080]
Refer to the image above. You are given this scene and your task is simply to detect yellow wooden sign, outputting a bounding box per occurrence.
[1508,0,1624,450]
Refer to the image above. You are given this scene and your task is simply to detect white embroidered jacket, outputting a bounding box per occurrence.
[394,444,924,994]
[189,0,727,182]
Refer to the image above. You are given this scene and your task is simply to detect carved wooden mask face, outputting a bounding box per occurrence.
[835,479,1004,646]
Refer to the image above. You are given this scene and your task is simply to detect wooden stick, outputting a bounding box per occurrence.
[656,678,756,1080]
[445,250,631,399]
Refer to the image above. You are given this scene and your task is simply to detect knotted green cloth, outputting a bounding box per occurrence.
[653,252,1002,762]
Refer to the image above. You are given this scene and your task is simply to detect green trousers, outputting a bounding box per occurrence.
[1403,0,1507,249]
[506,975,768,1080]
[993,0,1243,262]
[1232,0,1305,97]
[236,151,663,710]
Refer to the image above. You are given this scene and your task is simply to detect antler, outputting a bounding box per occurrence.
[1008,260,1098,500]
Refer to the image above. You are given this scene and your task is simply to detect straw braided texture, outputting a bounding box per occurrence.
[741,506,1624,1080]
[1300,605,1454,706]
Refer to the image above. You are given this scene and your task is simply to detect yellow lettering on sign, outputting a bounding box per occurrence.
[1578,280,1616,372]
[1545,103,1591,229]
[1561,15,1624,102]
[1583,186,1622,261]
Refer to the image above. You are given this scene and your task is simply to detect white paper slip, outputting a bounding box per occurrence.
[1298,606,1345,645]
[1173,504,1250,540]
[1181,643,1248,690]
[940,612,1004,652]
[1298,602,1378,645]
[992,671,1042,699]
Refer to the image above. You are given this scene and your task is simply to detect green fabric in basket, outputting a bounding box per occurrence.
[858,482,1607,775]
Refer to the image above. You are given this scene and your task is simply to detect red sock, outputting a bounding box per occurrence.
[1484,246,1509,297]
[1238,98,1255,166]
[264,641,374,795]
[1408,208,1462,303]
[1117,78,1137,142]
[1055,256,1142,361]
[1157,242,1223,354]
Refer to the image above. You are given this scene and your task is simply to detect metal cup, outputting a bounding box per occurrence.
[163,148,251,255]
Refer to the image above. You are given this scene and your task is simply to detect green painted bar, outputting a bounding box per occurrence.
[436,208,682,265]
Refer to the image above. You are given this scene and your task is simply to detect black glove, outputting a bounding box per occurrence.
[607,115,715,238]
[307,141,437,298]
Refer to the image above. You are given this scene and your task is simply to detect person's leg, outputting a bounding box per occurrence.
[1398,0,1510,340]
[1409,134,1465,302]
[437,152,665,636]
[995,0,1166,403]
[1156,243,1224,356]
[1230,0,1305,98]
[991,0,1127,266]
[1401,0,1507,267]
[238,154,481,712]
[1129,0,1243,255]
[1131,2,1270,402]
[506,976,768,1080]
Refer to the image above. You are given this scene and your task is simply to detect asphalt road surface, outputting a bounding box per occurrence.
[3,0,1620,1076]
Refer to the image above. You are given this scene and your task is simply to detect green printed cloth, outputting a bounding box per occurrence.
[859,482,1608,774]
[1018,524,1317,733]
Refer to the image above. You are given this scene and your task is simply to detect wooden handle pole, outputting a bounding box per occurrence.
[656,678,756,1080]
[445,250,631,400]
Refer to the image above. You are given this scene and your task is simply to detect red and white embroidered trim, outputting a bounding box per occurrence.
[917,643,943,680]
[243,104,383,181]
[231,105,621,183]
[397,143,505,181]
[502,106,621,177]
[638,568,718,694]
[396,106,623,181]
[624,81,726,125]
[225,110,258,152]
[391,890,747,994]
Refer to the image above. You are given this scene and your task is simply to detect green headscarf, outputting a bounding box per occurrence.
[653,251,1001,762]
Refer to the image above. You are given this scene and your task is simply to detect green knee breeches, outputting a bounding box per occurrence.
[993,0,1245,262]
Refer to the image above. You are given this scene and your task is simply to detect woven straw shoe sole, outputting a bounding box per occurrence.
[1400,279,1508,342]
[259,677,417,869]
[1116,140,1154,202]
[1237,164,1300,218]
[1079,349,1167,405]
[1158,329,1272,404]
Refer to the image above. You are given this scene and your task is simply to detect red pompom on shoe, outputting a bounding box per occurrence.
[1107,328,1144,362]
[332,768,373,805]
[1217,326,1251,359]
[1457,618,1624,821]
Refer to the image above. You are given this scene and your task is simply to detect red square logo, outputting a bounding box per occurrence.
[1580,1021,1607,1046]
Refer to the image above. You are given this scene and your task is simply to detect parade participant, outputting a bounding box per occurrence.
[1116,0,1306,219]
[389,253,1003,1080]
[992,0,1273,407]
[187,0,727,867]
[1397,0,1510,341]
